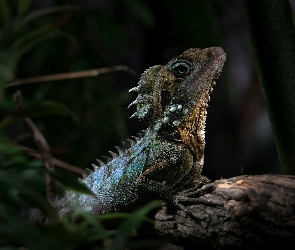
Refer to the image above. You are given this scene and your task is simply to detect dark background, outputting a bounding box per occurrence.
[4,0,293,179]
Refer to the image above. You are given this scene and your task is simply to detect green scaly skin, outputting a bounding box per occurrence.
[58,47,226,217]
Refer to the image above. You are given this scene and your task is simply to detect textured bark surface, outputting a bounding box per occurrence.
[154,174,295,250]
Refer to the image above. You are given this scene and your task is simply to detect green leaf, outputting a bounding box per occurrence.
[0,209,63,250]
[0,116,13,131]
[0,100,78,130]
[0,59,15,82]
[110,201,161,249]
[0,0,11,32]
[21,30,62,59]
[18,0,31,17]
[242,0,295,174]
[16,5,78,30]
[12,21,64,56]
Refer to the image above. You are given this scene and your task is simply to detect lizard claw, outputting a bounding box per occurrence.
[172,182,216,218]
[172,176,215,211]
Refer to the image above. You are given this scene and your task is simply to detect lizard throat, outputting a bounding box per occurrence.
[177,88,211,160]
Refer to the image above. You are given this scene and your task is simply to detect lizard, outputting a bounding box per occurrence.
[57,47,226,217]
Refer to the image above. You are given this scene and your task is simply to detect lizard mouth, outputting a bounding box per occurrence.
[177,47,226,102]
[180,48,226,111]
[198,48,226,103]
[185,49,226,143]
[204,53,226,108]
[197,49,225,93]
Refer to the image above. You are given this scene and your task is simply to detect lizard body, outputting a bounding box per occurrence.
[60,47,226,216]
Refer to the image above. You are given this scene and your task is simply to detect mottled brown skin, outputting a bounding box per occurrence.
[59,47,226,216]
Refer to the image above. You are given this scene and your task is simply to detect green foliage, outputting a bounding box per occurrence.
[0,0,158,249]
[0,0,235,248]
[0,3,163,248]
[0,140,161,249]
[17,0,31,17]
[0,100,78,130]
[0,0,78,101]
[108,201,161,250]
[243,0,295,174]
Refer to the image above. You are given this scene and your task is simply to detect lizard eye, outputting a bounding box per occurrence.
[170,61,191,78]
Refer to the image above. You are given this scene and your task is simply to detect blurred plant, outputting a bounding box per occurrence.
[0,99,78,131]
[0,0,78,102]
[243,0,295,175]
[0,1,162,249]
[0,139,161,249]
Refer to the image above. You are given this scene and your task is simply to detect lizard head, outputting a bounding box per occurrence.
[129,47,226,151]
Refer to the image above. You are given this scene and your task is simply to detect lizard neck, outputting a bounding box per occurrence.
[152,101,207,162]
[177,101,206,161]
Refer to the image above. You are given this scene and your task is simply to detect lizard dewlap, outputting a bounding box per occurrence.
[60,47,226,216]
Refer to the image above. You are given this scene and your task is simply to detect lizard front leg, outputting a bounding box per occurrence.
[174,177,214,205]
[135,160,169,184]
[136,161,215,212]
[136,174,215,215]
[135,159,208,207]
[135,160,182,204]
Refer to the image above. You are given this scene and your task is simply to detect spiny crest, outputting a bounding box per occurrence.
[129,65,162,122]
[81,131,147,180]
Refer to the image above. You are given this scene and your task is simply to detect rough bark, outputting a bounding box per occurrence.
[154,174,295,250]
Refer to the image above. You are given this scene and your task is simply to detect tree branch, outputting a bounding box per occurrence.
[6,65,140,87]
[13,90,58,200]
[154,174,295,250]
[18,145,88,176]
